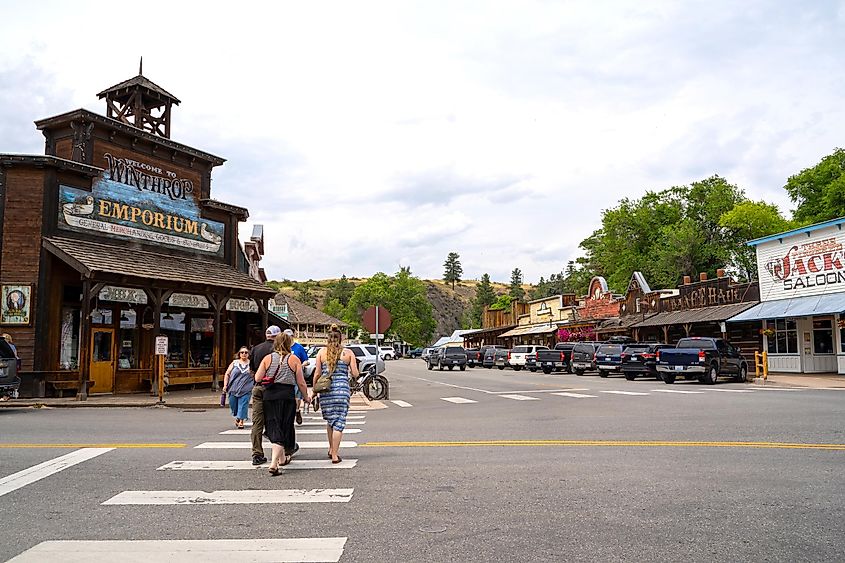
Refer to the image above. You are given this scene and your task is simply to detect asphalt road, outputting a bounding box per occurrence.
[0,359,843,562]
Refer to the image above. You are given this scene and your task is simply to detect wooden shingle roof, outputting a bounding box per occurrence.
[272,294,346,327]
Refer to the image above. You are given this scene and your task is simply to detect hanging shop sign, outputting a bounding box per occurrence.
[168,293,209,309]
[226,298,258,313]
[268,300,289,319]
[57,153,224,256]
[757,226,845,301]
[1,284,32,326]
[98,285,148,304]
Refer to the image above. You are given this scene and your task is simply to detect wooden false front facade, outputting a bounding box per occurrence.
[0,75,282,398]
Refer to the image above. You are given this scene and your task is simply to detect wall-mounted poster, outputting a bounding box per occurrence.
[57,152,225,256]
[1,284,32,326]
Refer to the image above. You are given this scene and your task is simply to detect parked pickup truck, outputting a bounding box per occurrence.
[656,337,748,385]
[535,343,575,374]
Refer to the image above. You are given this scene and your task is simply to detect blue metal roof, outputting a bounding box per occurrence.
[745,217,845,247]
[727,293,845,322]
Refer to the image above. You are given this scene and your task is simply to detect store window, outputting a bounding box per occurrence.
[190,316,214,367]
[118,310,139,369]
[59,307,80,370]
[766,319,797,354]
[161,312,186,368]
[813,319,834,355]
[91,309,113,325]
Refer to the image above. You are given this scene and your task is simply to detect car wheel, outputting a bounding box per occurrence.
[663,373,676,384]
[529,368,537,372]
[624,372,636,381]
[736,364,747,383]
[513,366,522,371]
[498,366,505,370]
[705,364,718,385]
[460,366,466,371]
[575,369,585,376]
[448,366,453,370]
[542,367,552,374]
[599,370,608,378]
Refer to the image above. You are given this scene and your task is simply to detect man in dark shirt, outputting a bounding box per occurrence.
[249,325,280,465]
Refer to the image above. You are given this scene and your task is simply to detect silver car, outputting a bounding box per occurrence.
[346,344,386,374]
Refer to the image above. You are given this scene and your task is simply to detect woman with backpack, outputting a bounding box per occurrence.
[253,332,310,475]
[222,346,254,429]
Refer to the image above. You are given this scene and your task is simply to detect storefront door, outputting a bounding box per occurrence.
[89,328,115,393]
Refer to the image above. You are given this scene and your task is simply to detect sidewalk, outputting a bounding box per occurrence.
[0,388,385,409]
[752,373,845,388]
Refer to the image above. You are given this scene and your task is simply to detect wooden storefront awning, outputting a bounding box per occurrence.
[43,236,275,298]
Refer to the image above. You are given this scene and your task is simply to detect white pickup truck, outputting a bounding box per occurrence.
[508,345,549,371]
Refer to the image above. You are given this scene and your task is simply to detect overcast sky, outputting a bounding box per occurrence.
[2,1,844,284]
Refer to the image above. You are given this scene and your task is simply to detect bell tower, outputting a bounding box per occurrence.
[97,59,180,138]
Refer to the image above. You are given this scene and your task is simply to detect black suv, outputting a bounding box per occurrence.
[0,337,20,399]
[428,346,468,371]
[621,343,671,380]
[480,345,505,369]
[570,342,602,375]
[465,348,481,368]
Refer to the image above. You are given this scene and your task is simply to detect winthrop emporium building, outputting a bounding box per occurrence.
[0,73,287,398]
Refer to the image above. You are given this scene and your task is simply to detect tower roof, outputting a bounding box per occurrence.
[97,74,180,105]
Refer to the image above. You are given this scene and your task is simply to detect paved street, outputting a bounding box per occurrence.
[1,360,844,562]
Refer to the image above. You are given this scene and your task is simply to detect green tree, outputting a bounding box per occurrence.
[470,273,497,327]
[719,201,792,280]
[322,297,346,321]
[345,270,435,346]
[327,274,354,306]
[489,294,513,311]
[509,268,525,301]
[295,281,316,307]
[785,148,845,224]
[442,252,463,289]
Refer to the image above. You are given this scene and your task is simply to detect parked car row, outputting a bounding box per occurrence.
[447,337,748,385]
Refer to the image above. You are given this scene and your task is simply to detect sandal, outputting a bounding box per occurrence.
[268,466,281,476]
[236,422,245,429]
[331,456,343,464]
[281,455,292,466]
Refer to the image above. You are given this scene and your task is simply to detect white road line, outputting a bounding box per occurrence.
[552,392,597,398]
[0,448,113,499]
[441,397,477,404]
[220,428,361,435]
[708,388,756,393]
[391,400,413,407]
[750,387,804,391]
[489,388,591,394]
[650,389,706,394]
[816,387,845,390]
[195,441,357,449]
[500,394,540,401]
[7,538,348,563]
[158,459,358,470]
[102,489,354,505]
[600,391,650,396]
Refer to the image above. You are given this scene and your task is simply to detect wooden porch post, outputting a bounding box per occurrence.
[77,279,92,401]
[661,325,669,344]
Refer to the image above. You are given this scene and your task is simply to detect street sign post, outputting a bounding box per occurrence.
[155,336,168,404]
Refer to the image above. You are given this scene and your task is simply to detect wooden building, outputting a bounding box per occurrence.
[0,72,284,398]
[269,294,346,347]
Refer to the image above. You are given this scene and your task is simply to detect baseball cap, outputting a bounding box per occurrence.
[283,329,294,337]
[265,325,282,337]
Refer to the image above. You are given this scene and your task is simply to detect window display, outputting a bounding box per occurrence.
[161,312,186,368]
[118,309,139,368]
[766,319,797,354]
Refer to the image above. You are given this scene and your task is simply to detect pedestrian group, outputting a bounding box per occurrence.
[221,324,357,475]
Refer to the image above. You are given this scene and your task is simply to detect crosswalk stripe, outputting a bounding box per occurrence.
[441,397,477,404]
[195,441,357,449]
[650,389,705,394]
[7,538,348,562]
[552,392,597,398]
[749,387,803,391]
[102,489,354,505]
[220,428,362,435]
[0,448,113,498]
[500,394,540,401]
[600,391,650,396]
[157,459,358,470]
[391,400,413,407]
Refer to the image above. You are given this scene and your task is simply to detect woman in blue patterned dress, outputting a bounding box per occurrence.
[313,325,358,463]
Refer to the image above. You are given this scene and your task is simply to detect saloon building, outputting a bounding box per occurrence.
[0,72,285,398]
[729,218,845,374]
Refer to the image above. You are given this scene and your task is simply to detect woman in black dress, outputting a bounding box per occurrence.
[253,332,310,475]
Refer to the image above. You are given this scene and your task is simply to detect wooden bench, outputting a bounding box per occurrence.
[46,378,94,397]
[143,369,214,391]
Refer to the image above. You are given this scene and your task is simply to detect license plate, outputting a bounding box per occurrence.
[675,365,684,371]
[605,356,611,360]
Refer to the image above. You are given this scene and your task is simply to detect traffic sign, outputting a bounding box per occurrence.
[369,334,385,340]
[362,306,392,334]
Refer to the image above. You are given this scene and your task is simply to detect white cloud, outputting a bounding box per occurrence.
[1,0,844,283]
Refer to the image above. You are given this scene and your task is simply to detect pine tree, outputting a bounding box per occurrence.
[471,273,497,327]
[443,252,463,290]
[327,274,354,306]
[509,268,525,301]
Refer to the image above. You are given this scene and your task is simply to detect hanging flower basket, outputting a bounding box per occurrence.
[759,328,774,337]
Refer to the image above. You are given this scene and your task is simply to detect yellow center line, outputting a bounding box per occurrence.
[0,443,187,449]
[362,440,845,451]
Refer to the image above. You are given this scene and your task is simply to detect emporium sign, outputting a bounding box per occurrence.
[757,225,845,301]
[58,154,224,256]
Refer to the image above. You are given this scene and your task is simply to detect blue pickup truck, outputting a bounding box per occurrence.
[656,337,748,385]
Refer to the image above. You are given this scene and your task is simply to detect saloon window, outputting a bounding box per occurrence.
[190,316,214,367]
[813,319,833,355]
[766,319,797,355]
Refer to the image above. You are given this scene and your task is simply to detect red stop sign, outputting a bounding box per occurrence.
[362,306,392,333]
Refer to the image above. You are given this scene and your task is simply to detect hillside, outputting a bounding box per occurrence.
[273,277,516,341]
